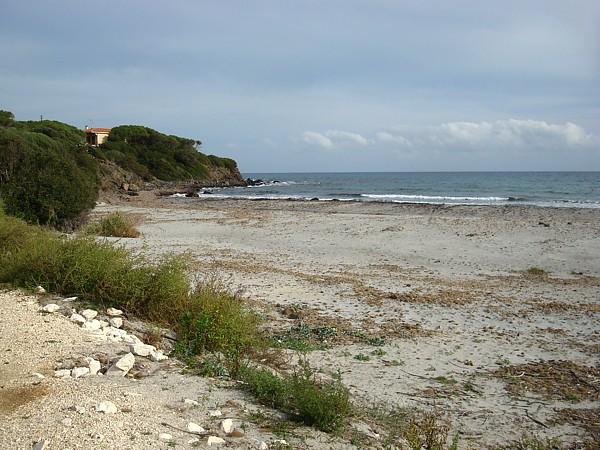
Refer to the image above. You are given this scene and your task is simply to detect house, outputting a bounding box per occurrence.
[84,126,111,146]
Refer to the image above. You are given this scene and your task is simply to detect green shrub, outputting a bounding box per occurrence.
[85,212,141,237]
[238,361,351,432]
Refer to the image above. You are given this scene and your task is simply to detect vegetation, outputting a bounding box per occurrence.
[94,125,238,181]
[0,118,99,227]
[238,361,351,432]
[85,212,141,237]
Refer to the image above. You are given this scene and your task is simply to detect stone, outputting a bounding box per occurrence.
[258,441,269,450]
[109,317,123,328]
[106,307,123,316]
[95,401,118,414]
[54,369,71,378]
[187,422,206,434]
[188,438,201,445]
[32,372,45,379]
[98,320,109,328]
[220,419,234,434]
[106,353,135,377]
[273,440,288,446]
[208,409,222,417]
[41,304,60,313]
[34,286,46,294]
[70,313,86,324]
[149,349,168,362]
[158,433,173,441]
[122,334,142,345]
[63,296,78,302]
[207,436,226,446]
[82,319,102,331]
[75,406,86,414]
[129,343,155,357]
[88,359,101,375]
[71,367,90,379]
[80,309,98,320]
[184,398,199,406]
[61,417,73,426]
[32,439,48,450]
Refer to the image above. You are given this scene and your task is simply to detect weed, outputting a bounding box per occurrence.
[496,434,562,450]
[371,349,386,357]
[433,376,458,386]
[525,267,547,277]
[85,212,141,237]
[354,353,370,362]
[366,336,386,346]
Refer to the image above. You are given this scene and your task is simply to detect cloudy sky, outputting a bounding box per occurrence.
[1,0,598,172]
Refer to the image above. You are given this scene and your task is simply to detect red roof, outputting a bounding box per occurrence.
[85,127,111,133]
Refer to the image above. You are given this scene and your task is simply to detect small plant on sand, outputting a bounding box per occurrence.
[525,267,547,277]
[354,353,370,361]
[496,434,562,450]
[85,212,141,237]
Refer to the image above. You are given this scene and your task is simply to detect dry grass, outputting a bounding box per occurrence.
[85,212,142,238]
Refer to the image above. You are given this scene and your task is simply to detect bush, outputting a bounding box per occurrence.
[238,361,351,432]
[85,212,141,237]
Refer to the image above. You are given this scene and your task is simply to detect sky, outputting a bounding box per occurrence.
[1,0,599,172]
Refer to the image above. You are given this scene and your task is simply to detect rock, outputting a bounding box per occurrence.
[220,419,234,434]
[32,372,45,379]
[184,398,199,406]
[98,320,109,328]
[106,353,135,377]
[187,422,206,434]
[88,359,101,375]
[106,307,123,316]
[208,409,222,417]
[149,349,168,362]
[229,429,244,437]
[273,440,288,446]
[158,433,173,441]
[188,438,201,446]
[258,441,269,450]
[71,367,90,379]
[70,313,86,324]
[61,417,72,426]
[80,309,98,320]
[109,317,123,328]
[34,286,46,294]
[82,319,102,331]
[75,406,86,414]
[41,304,60,313]
[122,334,143,345]
[54,369,71,378]
[63,296,78,302]
[129,343,155,357]
[95,401,118,414]
[207,436,226,446]
[32,439,48,450]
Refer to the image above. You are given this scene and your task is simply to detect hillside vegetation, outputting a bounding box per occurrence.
[0,111,242,226]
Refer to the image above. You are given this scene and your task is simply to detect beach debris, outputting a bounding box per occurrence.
[207,436,226,446]
[95,401,118,414]
[34,286,46,294]
[187,422,206,434]
[70,313,86,324]
[109,317,123,328]
[80,309,98,320]
[41,304,60,313]
[106,307,123,316]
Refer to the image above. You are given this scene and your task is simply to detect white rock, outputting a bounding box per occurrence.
[129,343,155,357]
[208,409,222,417]
[71,367,90,379]
[109,317,123,328]
[207,436,226,446]
[70,313,86,324]
[188,438,200,445]
[158,433,173,441]
[187,422,206,434]
[82,319,102,331]
[184,398,199,406]
[106,307,123,316]
[106,353,135,377]
[63,296,78,302]
[61,417,73,426]
[98,320,109,328]
[95,401,118,414]
[34,286,46,294]
[32,439,48,450]
[149,349,168,362]
[41,303,60,313]
[258,442,269,450]
[75,406,86,414]
[32,372,45,379]
[54,369,71,378]
[88,359,101,375]
[80,309,98,320]
[122,334,142,345]
[273,440,288,446]
[220,418,234,434]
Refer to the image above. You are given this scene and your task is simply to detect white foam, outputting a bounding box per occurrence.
[361,194,510,201]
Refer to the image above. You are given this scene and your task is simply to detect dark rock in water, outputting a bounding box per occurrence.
[185,191,197,198]
[246,178,265,186]
[272,180,281,184]
[202,190,213,194]
[310,197,319,201]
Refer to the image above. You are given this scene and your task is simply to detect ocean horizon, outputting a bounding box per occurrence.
[195,171,600,208]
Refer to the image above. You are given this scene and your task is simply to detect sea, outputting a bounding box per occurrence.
[196,172,600,209]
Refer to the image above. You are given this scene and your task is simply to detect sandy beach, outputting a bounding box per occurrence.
[90,194,600,447]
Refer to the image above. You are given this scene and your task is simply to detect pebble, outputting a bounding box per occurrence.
[208,409,222,417]
[41,304,60,313]
[149,349,168,362]
[187,422,206,434]
[188,437,200,445]
[32,372,45,379]
[63,296,78,302]
[82,319,102,331]
[106,353,135,376]
[158,433,173,441]
[34,286,46,294]
[109,317,123,328]
[32,439,48,450]
[207,436,226,446]
[258,442,269,450]
[220,418,234,434]
[129,343,155,357]
[80,309,98,320]
[184,398,199,406]
[75,406,86,414]
[71,367,90,379]
[61,417,73,426]
[70,313,86,324]
[88,359,101,375]
[95,401,118,414]
[54,369,71,378]
[106,307,123,316]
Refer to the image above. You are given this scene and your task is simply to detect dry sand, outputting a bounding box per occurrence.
[3,193,599,448]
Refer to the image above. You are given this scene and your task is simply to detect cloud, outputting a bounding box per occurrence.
[375,131,411,146]
[302,129,368,149]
